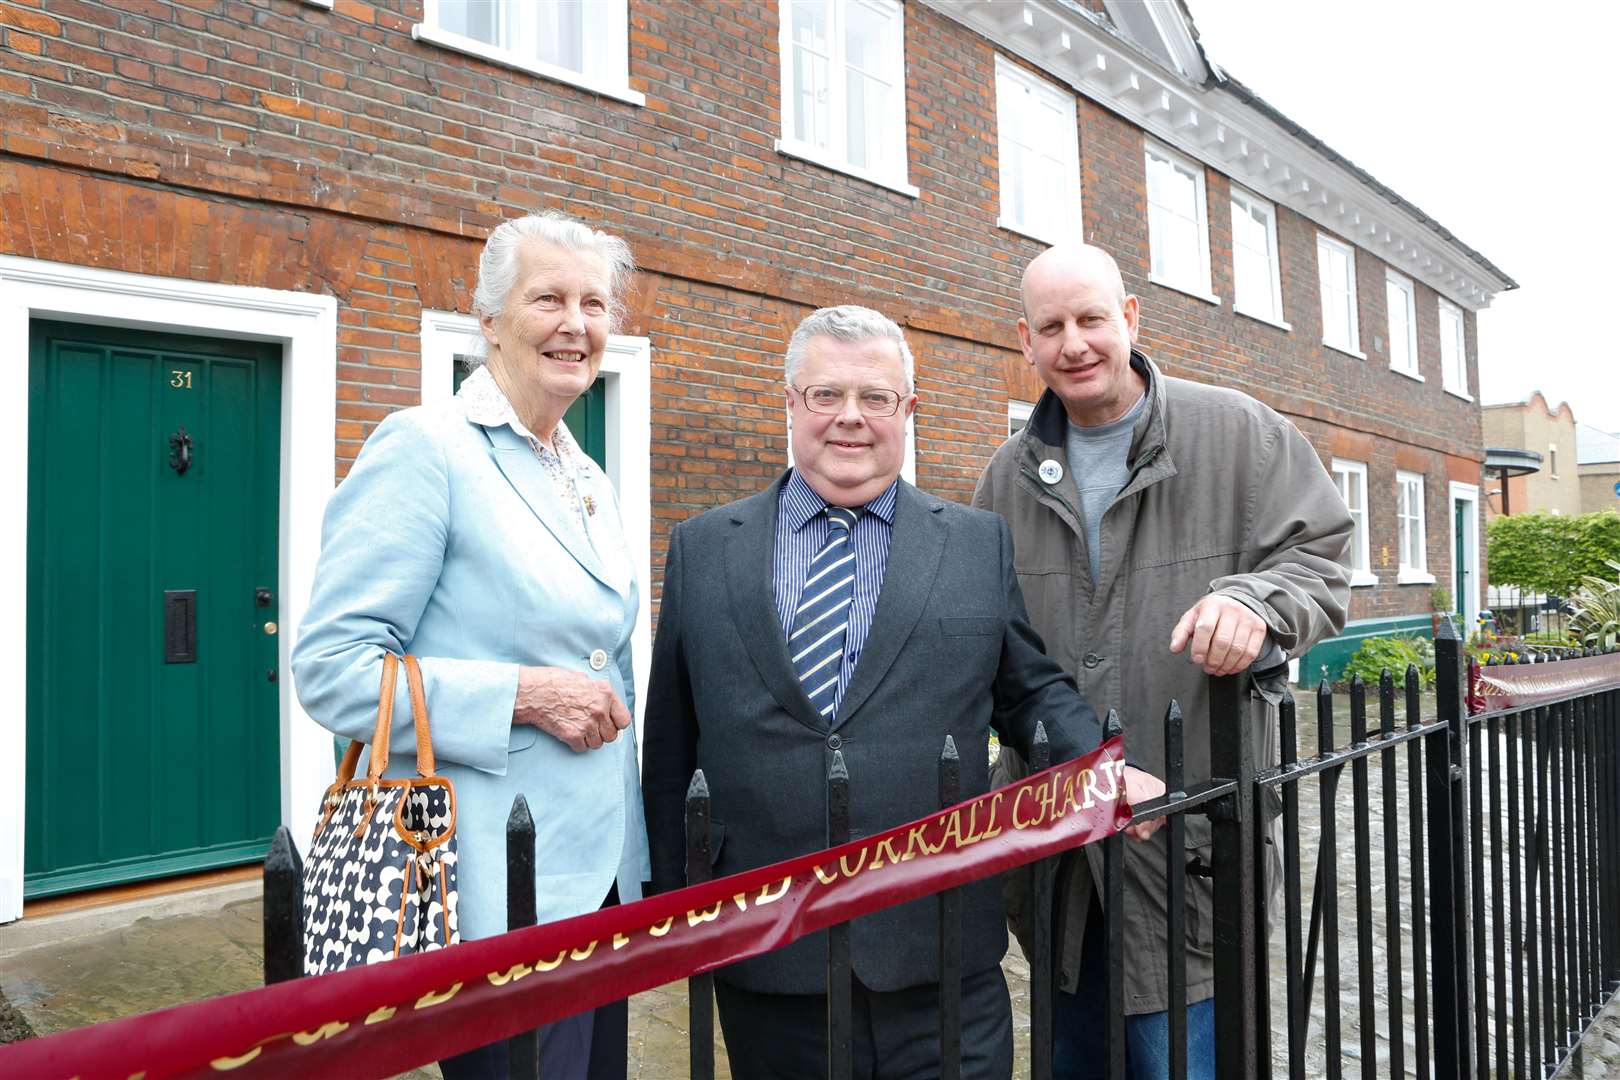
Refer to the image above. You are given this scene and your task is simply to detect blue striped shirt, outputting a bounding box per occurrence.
[773,471,898,714]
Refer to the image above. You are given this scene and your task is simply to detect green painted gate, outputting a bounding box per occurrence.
[25,321,282,898]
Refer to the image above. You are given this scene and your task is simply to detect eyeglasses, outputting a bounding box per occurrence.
[792,384,905,417]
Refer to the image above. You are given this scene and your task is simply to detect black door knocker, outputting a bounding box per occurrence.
[168,427,193,476]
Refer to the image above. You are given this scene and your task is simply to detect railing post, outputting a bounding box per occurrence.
[1427,616,1472,1078]
[686,771,715,1080]
[827,750,852,1080]
[1028,722,1054,1080]
[1101,710,1126,1080]
[1208,674,1257,1078]
[506,794,538,1080]
[263,826,304,985]
[938,736,961,1080]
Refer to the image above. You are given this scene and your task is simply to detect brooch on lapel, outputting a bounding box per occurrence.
[583,494,597,517]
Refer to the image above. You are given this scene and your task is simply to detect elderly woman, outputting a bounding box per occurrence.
[292,211,649,1079]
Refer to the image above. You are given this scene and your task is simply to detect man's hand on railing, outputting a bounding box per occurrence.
[1168,594,1268,675]
[1121,765,1167,841]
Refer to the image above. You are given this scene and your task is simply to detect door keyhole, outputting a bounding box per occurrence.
[168,427,193,476]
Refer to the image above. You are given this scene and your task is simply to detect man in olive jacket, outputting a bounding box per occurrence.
[974,245,1352,1079]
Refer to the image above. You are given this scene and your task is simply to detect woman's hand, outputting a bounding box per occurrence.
[514,666,632,752]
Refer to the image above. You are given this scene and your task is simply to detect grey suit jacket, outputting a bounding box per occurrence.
[642,474,1102,994]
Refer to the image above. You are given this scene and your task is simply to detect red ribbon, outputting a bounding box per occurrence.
[0,738,1130,1080]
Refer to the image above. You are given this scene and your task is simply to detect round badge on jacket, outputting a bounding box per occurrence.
[1038,459,1064,485]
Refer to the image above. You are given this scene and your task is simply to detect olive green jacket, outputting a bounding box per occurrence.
[974,351,1352,1013]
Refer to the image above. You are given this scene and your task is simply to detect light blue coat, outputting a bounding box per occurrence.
[291,392,650,940]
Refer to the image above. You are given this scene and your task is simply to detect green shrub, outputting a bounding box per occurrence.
[1340,635,1435,690]
[1518,629,1578,648]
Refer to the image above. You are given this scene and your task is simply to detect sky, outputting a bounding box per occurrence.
[1187,0,1620,442]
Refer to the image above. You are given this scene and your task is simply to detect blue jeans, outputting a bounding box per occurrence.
[1052,902,1216,1080]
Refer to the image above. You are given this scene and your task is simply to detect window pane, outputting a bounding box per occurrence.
[845,71,887,170]
[533,1,584,71]
[438,0,500,46]
[1387,280,1412,370]
[844,0,887,74]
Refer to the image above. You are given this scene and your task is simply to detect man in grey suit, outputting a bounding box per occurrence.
[642,305,1163,1079]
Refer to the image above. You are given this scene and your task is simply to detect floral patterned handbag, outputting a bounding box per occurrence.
[301,653,459,974]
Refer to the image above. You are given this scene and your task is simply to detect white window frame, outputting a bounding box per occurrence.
[1331,458,1377,587]
[1008,399,1034,436]
[413,0,643,106]
[1385,270,1421,381]
[1549,444,1559,480]
[1438,298,1470,400]
[1395,470,1434,584]
[1316,233,1363,359]
[994,56,1080,246]
[419,312,654,738]
[1229,184,1287,329]
[1144,140,1217,304]
[777,0,916,198]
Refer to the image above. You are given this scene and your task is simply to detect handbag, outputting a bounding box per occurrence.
[302,653,460,975]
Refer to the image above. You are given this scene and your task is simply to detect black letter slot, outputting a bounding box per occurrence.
[164,590,197,664]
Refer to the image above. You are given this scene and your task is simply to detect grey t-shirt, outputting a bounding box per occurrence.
[1062,391,1286,671]
[1064,392,1146,585]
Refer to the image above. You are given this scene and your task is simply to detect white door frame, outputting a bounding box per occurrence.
[417,312,653,735]
[0,256,337,923]
[1449,480,1481,636]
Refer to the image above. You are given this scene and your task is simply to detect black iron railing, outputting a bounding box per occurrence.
[262,623,1620,1077]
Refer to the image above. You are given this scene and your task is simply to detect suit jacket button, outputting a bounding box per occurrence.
[827,734,842,750]
[589,649,608,671]
[1083,653,1102,669]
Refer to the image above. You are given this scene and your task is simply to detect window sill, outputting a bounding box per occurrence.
[1149,275,1220,307]
[997,217,1080,247]
[1391,365,1425,383]
[1398,570,1437,585]
[302,0,333,8]
[776,138,919,199]
[1443,385,1474,402]
[411,23,646,106]
[1234,306,1292,333]
[1349,570,1379,588]
[1324,340,1368,361]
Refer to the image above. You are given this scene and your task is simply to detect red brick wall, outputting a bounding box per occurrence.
[0,0,1491,621]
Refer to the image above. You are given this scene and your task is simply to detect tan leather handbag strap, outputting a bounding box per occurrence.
[364,653,401,783]
[402,655,436,777]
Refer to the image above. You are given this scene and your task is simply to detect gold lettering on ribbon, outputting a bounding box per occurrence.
[209,1048,264,1070]
[1060,773,1084,817]
[613,932,631,950]
[838,848,869,878]
[1079,767,1104,809]
[939,810,965,851]
[686,903,722,928]
[292,1021,351,1046]
[415,983,464,1009]
[648,917,675,937]
[813,864,838,885]
[570,940,599,961]
[979,791,1006,840]
[365,1006,397,1025]
[1096,759,1123,802]
[730,892,749,912]
[1012,784,1043,830]
[536,950,568,971]
[867,834,910,871]
[488,963,535,986]
[756,876,791,903]
[901,822,935,859]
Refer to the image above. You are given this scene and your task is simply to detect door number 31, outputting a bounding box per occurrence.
[169,370,193,389]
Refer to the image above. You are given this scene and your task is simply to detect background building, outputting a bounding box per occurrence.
[1578,423,1620,514]
[1482,393,1580,516]
[1,0,1513,917]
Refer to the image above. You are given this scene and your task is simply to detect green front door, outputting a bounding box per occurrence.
[25,321,282,898]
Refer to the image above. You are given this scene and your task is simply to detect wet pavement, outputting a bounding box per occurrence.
[0,883,1037,1078]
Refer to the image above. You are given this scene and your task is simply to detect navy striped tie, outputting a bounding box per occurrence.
[789,507,859,717]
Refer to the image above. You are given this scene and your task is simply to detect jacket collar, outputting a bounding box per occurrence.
[1021,349,1176,495]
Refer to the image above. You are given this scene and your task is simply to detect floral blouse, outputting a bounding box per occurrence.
[457,364,594,538]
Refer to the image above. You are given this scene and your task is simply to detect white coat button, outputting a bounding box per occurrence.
[589,649,608,671]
